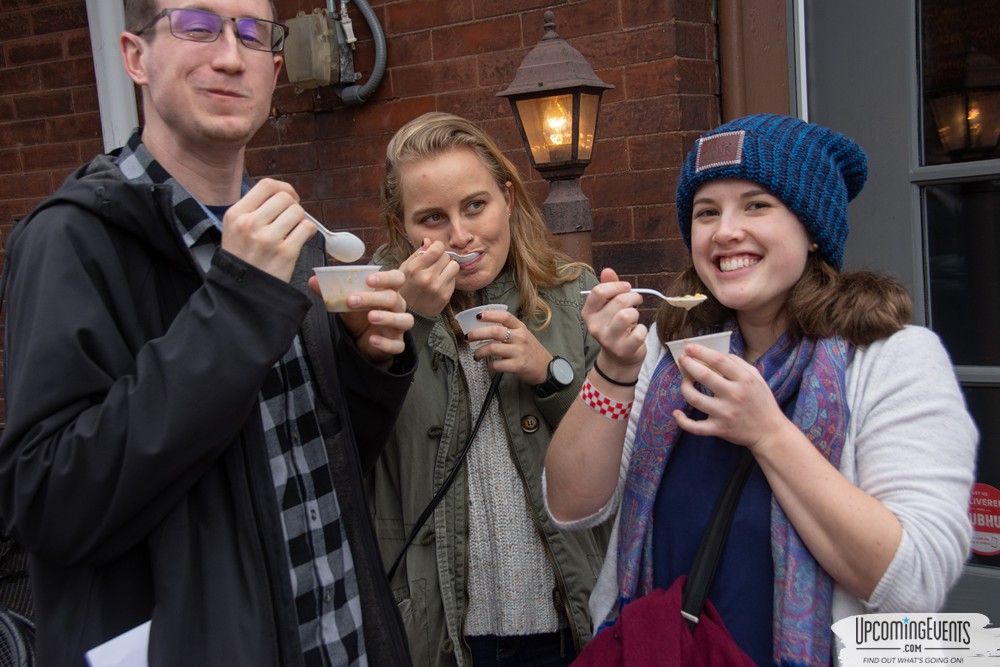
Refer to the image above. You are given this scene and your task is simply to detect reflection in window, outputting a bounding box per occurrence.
[920,0,1000,165]
[924,180,1000,366]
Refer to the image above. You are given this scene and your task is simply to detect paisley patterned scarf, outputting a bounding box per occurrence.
[616,328,852,666]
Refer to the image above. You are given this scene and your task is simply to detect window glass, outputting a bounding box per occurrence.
[963,386,1000,568]
[920,1,1000,165]
[924,180,1000,367]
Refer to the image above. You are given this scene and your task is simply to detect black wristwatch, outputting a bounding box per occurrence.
[535,356,575,398]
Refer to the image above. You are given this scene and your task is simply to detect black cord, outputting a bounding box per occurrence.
[386,371,504,581]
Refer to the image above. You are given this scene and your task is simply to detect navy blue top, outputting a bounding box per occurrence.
[652,413,774,666]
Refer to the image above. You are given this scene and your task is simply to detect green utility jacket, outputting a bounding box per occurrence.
[366,266,610,666]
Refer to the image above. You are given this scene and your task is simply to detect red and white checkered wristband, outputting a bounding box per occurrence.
[579,379,633,420]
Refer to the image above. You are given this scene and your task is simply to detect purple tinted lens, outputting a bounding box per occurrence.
[236,18,270,48]
[170,9,222,40]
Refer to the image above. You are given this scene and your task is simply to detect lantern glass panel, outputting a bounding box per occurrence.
[516,93,576,165]
[578,93,600,161]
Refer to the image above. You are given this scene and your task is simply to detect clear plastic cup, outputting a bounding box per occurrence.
[313,265,380,312]
[455,304,509,350]
[665,331,732,377]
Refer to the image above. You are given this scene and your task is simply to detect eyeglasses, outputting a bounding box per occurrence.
[135,8,288,53]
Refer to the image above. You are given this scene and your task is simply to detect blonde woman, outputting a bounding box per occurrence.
[368,112,609,666]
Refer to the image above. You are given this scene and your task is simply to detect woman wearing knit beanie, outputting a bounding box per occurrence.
[544,114,978,666]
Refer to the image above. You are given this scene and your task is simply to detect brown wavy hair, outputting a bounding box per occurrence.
[380,111,590,329]
[654,253,912,348]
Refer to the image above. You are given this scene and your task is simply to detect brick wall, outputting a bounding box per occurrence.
[0,0,720,422]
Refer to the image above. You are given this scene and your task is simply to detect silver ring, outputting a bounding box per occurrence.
[503,327,511,344]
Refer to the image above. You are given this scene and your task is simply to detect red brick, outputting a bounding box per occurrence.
[247,142,317,177]
[13,89,73,119]
[385,0,474,35]
[0,118,46,147]
[477,48,524,88]
[626,60,681,98]
[477,0,552,21]
[0,11,30,41]
[352,95,437,135]
[633,204,677,239]
[516,4,622,43]
[21,141,80,170]
[675,21,715,59]
[672,0,715,23]
[623,0,679,28]
[71,84,98,113]
[602,96,681,140]
[628,132,685,171]
[316,135,387,169]
[384,31,432,69]
[5,33,65,66]
[677,58,717,95]
[66,31,92,58]
[591,27,676,70]
[0,172,52,199]
[286,167,361,200]
[435,86,509,123]
[432,16,521,60]
[586,137,628,176]
[678,94,719,132]
[32,2,88,34]
[0,98,14,122]
[38,56,96,89]
[0,64,41,93]
[46,111,100,141]
[590,168,672,208]
[0,147,21,174]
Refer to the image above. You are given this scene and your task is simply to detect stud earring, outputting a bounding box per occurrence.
[809,242,819,252]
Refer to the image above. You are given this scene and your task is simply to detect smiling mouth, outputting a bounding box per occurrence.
[718,255,760,272]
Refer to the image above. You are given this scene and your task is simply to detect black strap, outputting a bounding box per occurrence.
[680,448,756,631]
[386,371,504,581]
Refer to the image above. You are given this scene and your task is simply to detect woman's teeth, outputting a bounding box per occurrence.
[719,256,759,272]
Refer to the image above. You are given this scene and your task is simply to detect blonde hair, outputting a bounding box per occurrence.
[654,253,912,347]
[381,111,589,329]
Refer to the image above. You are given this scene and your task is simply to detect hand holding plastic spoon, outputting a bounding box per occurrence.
[303,211,366,262]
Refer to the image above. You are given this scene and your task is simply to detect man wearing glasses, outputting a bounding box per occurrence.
[0,1,416,665]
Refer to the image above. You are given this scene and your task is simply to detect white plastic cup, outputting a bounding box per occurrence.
[313,265,380,312]
[665,331,733,377]
[455,304,509,349]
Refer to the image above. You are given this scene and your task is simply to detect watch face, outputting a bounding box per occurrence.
[551,357,574,386]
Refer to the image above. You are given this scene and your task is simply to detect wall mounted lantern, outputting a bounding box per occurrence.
[498,10,613,264]
[929,47,1000,159]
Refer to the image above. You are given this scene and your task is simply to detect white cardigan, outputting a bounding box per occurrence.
[544,325,978,636]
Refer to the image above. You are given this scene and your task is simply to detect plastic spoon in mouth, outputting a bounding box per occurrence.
[303,211,366,263]
[417,249,480,264]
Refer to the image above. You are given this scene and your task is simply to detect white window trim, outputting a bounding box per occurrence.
[86,0,138,152]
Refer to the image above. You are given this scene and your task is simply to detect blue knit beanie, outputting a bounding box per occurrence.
[675,114,868,270]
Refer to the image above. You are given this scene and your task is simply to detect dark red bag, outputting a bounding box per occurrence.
[574,450,758,666]
[571,575,755,666]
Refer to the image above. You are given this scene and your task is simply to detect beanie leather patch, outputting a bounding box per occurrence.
[695,130,745,172]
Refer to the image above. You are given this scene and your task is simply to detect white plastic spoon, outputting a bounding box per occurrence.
[580,288,707,310]
[304,211,366,263]
[417,249,480,265]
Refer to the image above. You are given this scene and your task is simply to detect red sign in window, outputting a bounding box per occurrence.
[970,483,1000,557]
